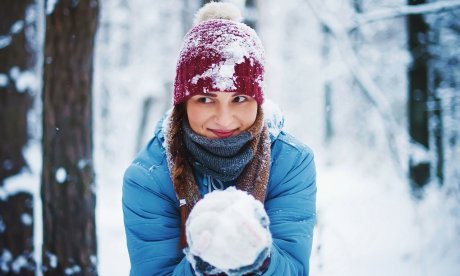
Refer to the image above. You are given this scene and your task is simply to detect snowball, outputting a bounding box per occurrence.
[186,187,271,271]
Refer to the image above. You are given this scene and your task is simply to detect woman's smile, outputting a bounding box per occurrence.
[208,128,238,138]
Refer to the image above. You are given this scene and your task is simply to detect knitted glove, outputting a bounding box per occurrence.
[185,187,271,276]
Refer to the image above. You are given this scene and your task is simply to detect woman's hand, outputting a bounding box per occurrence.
[185,187,271,275]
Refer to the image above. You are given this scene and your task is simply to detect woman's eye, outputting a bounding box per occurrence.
[233,96,247,103]
[197,97,213,103]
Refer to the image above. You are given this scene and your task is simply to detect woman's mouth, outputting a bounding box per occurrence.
[209,129,236,138]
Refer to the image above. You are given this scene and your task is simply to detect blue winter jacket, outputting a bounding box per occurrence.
[122,112,317,275]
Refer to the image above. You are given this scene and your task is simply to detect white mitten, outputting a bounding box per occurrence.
[185,187,271,275]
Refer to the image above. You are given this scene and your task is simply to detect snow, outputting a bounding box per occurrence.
[15,70,38,93]
[11,256,28,273]
[0,36,12,49]
[55,167,67,184]
[10,21,24,34]
[46,0,59,15]
[89,255,97,266]
[0,73,8,87]
[21,213,33,225]
[186,187,271,271]
[262,99,284,138]
[9,66,20,79]
[77,159,90,170]
[409,141,431,164]
[7,66,37,94]
[189,34,256,91]
[45,252,57,268]
[64,265,81,275]
[179,14,264,93]
[4,0,457,275]
[1,250,13,273]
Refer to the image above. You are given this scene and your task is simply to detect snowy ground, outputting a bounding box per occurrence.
[4,133,460,275]
[311,163,460,276]
[94,152,460,276]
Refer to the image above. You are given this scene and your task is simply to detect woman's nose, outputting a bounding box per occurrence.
[214,105,234,128]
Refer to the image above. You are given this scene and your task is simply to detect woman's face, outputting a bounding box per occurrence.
[186,92,258,139]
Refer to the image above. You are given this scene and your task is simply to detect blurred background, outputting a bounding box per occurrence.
[1,0,459,275]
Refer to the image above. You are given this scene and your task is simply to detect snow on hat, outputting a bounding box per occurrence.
[173,2,265,105]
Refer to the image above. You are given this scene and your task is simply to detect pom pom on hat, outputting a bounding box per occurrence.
[173,2,265,106]
[193,2,243,25]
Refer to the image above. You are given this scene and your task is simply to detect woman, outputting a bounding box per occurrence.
[122,2,316,275]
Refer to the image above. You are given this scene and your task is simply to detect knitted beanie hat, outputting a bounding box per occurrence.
[173,2,265,105]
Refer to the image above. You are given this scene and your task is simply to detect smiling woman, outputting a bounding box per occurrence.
[122,2,317,276]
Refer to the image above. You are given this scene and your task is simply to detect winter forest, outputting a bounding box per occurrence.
[1,0,459,275]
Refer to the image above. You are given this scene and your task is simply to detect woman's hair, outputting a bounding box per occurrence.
[168,103,187,193]
[167,103,194,248]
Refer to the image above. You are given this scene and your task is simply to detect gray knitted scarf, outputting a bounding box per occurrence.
[182,120,254,182]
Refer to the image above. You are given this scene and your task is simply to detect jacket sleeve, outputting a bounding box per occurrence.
[122,163,194,276]
[263,142,317,275]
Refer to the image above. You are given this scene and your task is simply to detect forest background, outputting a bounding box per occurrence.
[1,0,459,275]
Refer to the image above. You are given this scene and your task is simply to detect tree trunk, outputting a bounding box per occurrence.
[428,22,444,186]
[321,24,334,146]
[0,0,36,274]
[407,0,431,191]
[243,0,258,30]
[0,193,35,275]
[433,7,460,189]
[0,1,34,182]
[41,1,99,275]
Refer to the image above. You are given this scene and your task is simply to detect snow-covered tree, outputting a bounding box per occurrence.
[41,0,99,274]
[0,0,38,274]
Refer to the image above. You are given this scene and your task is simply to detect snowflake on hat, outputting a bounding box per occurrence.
[174,2,265,105]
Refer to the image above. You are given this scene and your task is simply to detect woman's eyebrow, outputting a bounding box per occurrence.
[196,93,217,97]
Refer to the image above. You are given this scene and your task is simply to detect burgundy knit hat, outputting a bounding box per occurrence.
[173,2,265,105]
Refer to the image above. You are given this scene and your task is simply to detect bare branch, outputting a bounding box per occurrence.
[351,0,460,31]
[307,0,408,174]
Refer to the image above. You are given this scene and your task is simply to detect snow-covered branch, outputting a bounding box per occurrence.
[351,0,460,31]
[307,0,408,173]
